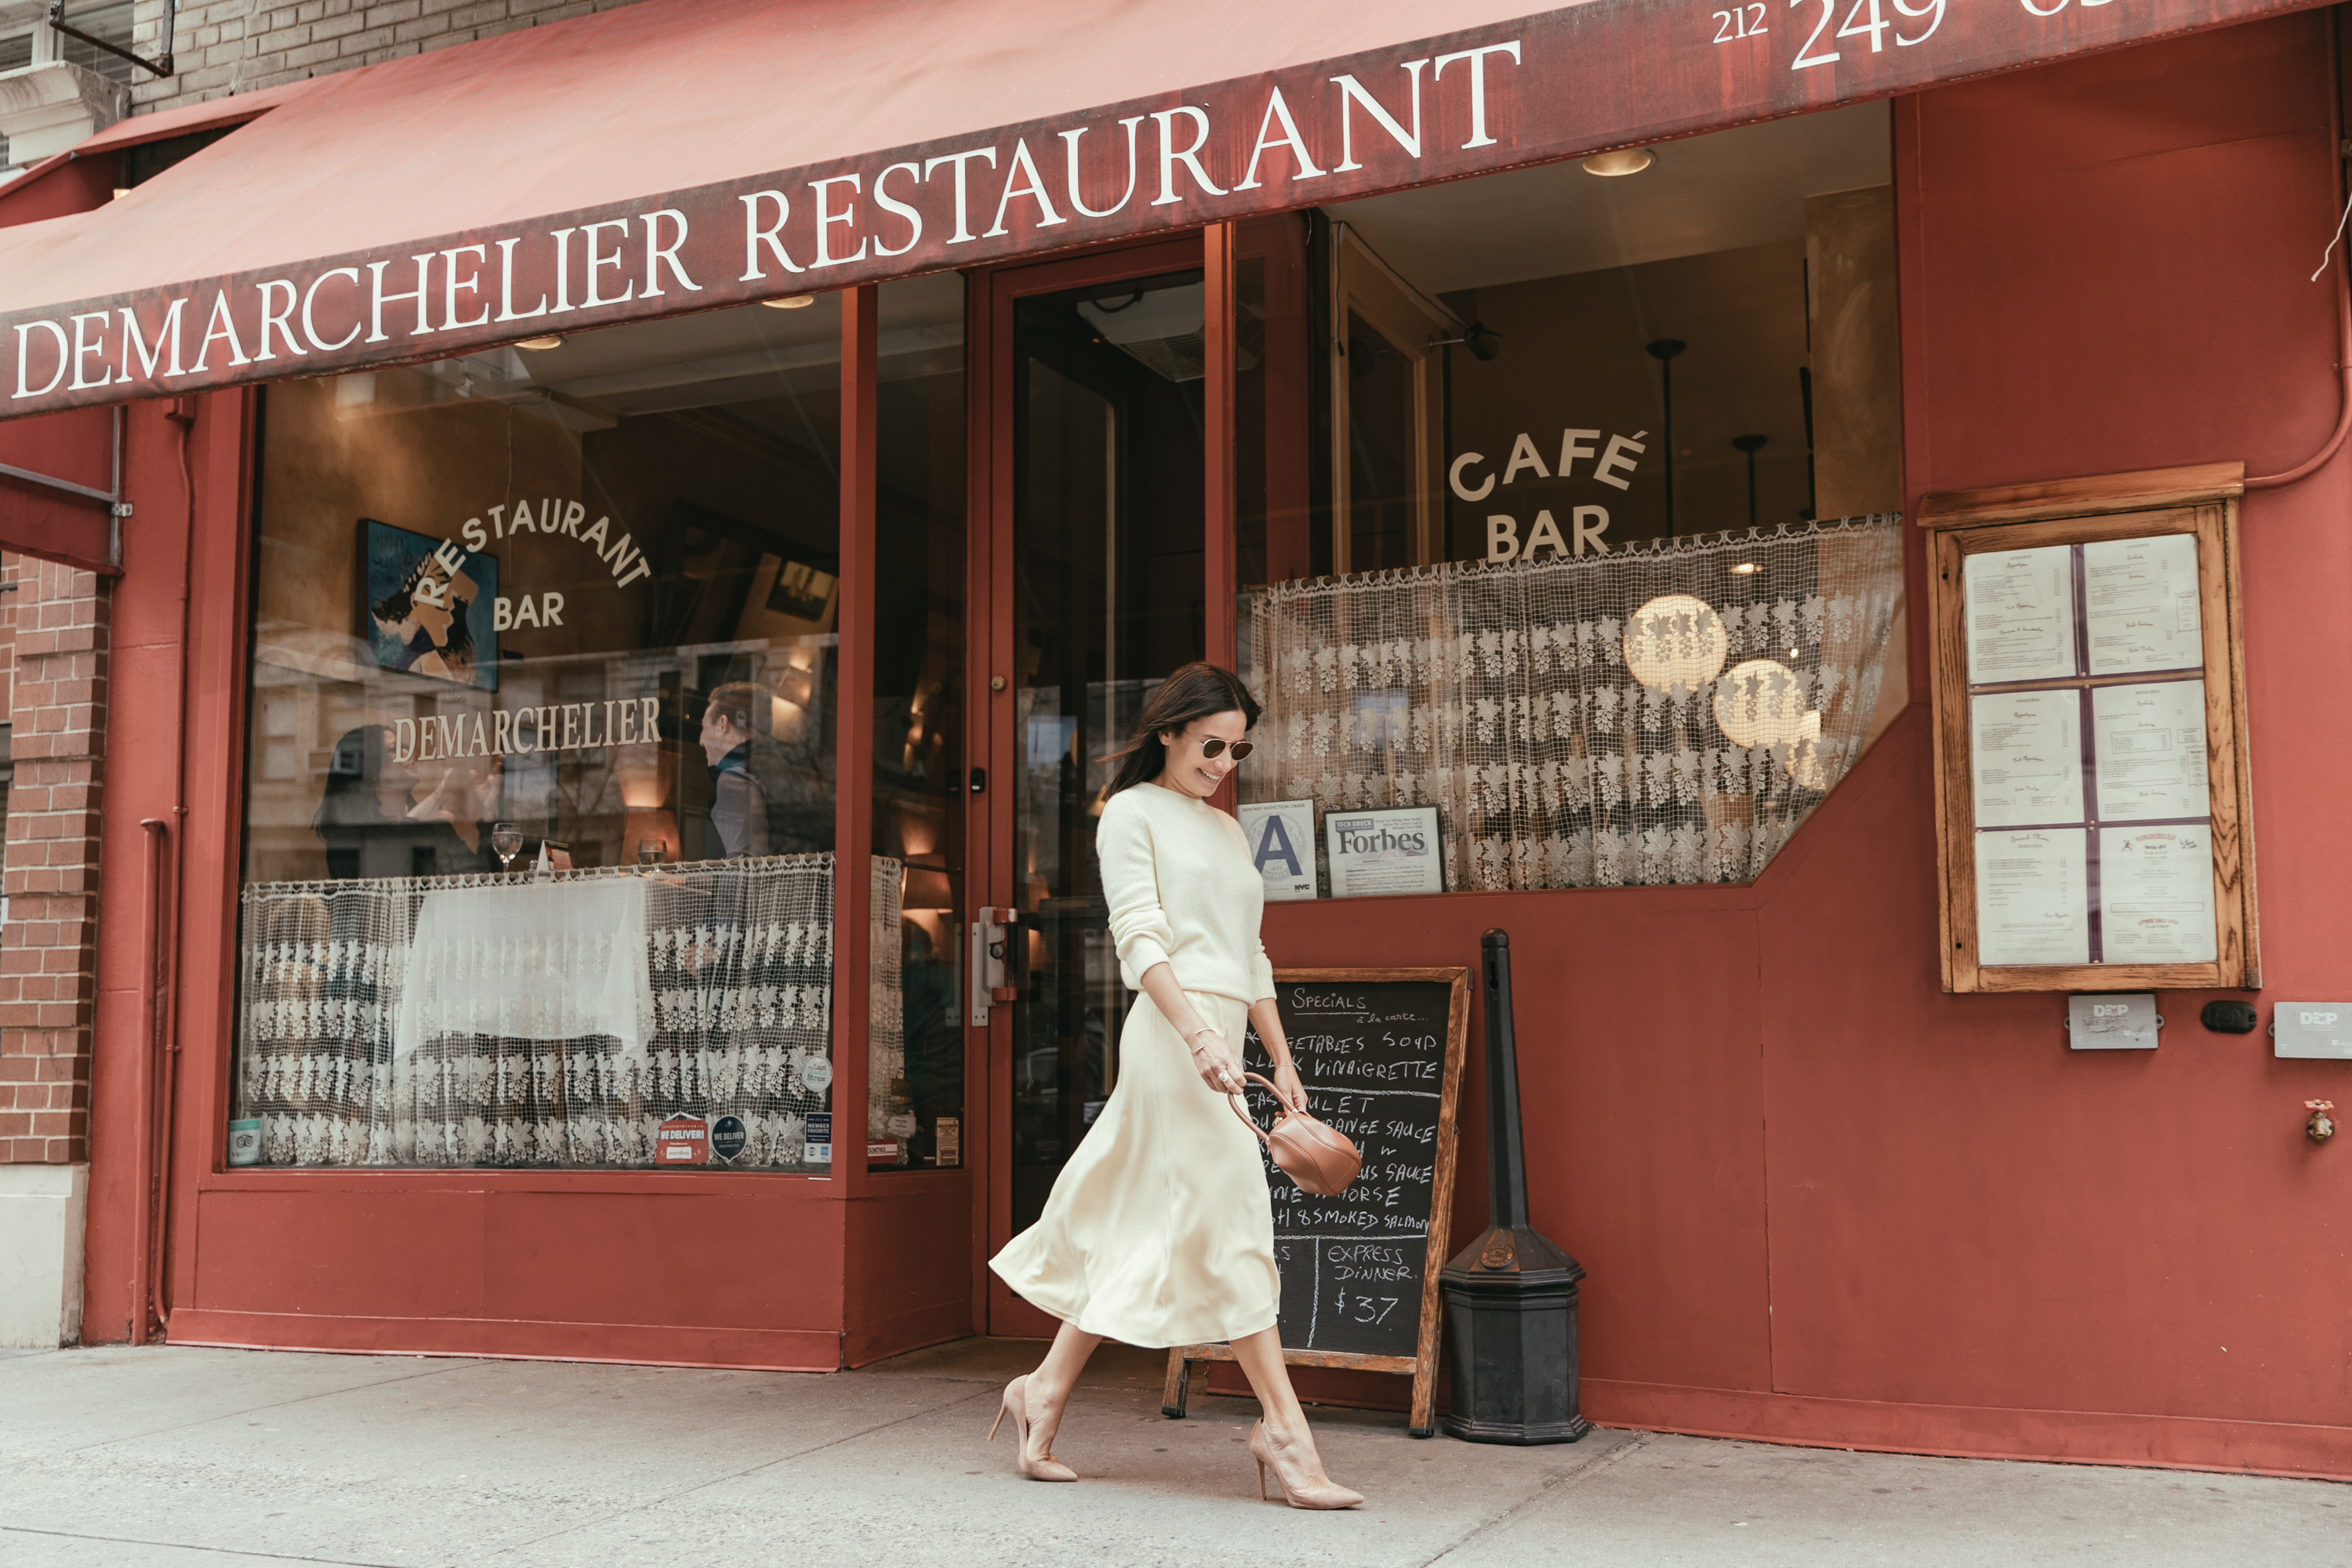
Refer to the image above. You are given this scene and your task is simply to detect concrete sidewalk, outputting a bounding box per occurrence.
[0,1339,2340,1567]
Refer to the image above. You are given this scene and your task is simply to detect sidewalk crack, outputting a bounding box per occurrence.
[1,1522,405,1567]
[44,1357,492,1458]
[1415,1429,1661,1566]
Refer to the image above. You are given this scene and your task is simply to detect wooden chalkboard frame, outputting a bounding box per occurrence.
[1160,966,1471,1438]
[1918,462,2259,993]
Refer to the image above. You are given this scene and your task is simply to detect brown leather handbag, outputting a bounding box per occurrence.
[1228,1073,1360,1196]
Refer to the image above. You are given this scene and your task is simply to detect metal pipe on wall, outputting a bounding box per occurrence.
[129,398,198,1343]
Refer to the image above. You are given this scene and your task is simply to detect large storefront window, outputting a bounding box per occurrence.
[1237,105,1909,894]
[236,299,855,1171]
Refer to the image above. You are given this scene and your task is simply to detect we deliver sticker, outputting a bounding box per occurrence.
[655,1114,711,1165]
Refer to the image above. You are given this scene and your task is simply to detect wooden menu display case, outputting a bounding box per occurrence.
[1919,463,2257,994]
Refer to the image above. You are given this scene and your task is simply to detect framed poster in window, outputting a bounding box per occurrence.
[1920,463,2256,993]
[358,517,500,691]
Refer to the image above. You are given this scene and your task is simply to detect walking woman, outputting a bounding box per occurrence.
[988,662,1363,1510]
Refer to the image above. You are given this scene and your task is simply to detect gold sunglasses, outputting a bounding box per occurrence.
[1192,738,1253,760]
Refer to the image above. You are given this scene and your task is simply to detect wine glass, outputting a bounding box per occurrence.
[492,822,521,873]
[637,840,662,866]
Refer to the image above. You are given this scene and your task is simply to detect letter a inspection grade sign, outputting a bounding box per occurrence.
[1240,800,1318,902]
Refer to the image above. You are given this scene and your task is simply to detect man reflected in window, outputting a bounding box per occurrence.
[699,684,772,858]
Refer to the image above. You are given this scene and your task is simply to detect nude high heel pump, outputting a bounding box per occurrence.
[986,1375,1076,1482]
[1249,1419,1362,1509]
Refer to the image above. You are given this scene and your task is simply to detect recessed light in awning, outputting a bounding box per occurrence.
[1580,147,1653,177]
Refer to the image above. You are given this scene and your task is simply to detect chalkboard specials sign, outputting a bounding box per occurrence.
[1160,967,1470,1438]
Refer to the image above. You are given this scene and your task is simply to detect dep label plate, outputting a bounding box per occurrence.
[2067,993,2161,1050]
[2271,1005,2352,1059]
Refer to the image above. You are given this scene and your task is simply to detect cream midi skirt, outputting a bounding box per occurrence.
[989,989,1281,1348]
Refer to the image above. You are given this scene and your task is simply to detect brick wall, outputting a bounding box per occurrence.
[130,0,659,113]
[0,556,109,1165]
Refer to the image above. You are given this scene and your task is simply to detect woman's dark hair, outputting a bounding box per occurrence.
[312,725,396,833]
[440,589,477,662]
[1102,662,1262,797]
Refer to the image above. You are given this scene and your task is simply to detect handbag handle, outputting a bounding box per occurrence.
[1225,1070,1298,1144]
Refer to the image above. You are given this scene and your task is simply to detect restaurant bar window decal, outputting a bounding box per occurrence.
[1919,464,2258,994]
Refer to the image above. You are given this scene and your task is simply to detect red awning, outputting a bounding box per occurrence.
[0,0,2328,416]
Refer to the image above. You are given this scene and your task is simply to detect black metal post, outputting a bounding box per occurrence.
[1733,434,1769,528]
[1798,365,1817,522]
[1483,930,1527,1232]
[1439,929,1590,1443]
[1646,339,1684,538]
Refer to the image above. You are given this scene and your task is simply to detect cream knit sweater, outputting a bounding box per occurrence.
[1098,781,1277,1005]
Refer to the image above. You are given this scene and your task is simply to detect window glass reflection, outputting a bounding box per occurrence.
[235,300,849,1171]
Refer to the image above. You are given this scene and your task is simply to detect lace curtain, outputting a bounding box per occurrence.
[236,854,896,1169]
[1241,517,1905,891]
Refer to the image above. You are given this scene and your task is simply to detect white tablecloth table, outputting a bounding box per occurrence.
[392,877,655,1062]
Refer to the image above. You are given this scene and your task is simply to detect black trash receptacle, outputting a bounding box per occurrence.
[1439,929,1590,1444]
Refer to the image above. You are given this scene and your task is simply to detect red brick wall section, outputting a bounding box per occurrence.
[0,554,108,1164]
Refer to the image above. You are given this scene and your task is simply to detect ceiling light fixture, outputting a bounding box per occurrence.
[516,335,564,350]
[1429,321,1504,362]
[1581,147,1653,177]
[1730,562,1761,575]
[764,295,816,310]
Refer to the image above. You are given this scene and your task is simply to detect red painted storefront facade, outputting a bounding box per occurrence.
[2,2,2346,1479]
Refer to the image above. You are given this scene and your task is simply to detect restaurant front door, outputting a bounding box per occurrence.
[980,238,1208,1336]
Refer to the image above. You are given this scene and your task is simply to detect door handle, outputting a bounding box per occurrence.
[971,906,1020,1025]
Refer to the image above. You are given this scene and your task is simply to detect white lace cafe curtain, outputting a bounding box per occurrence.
[1242,517,1905,891]
[237,854,898,1168]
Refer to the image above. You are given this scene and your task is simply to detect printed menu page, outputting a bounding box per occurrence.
[1975,829,2089,966]
[2099,825,2217,964]
[1964,546,2077,684]
[1970,691,2082,827]
[2083,534,2200,675]
[2092,680,2207,822]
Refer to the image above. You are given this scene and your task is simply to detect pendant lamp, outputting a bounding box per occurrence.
[1714,659,1811,747]
[1622,594,1729,693]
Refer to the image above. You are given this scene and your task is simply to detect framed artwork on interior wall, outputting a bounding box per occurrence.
[737,544,841,641]
[358,517,501,692]
[1920,463,2256,994]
